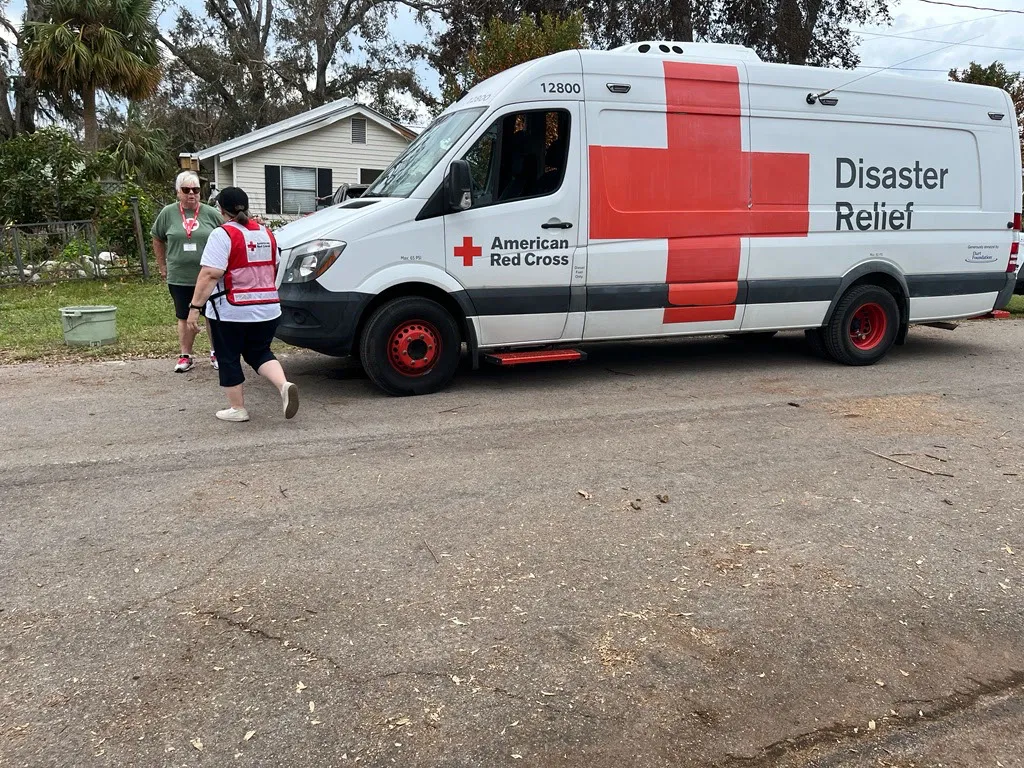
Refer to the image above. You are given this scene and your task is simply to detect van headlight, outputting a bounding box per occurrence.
[282,239,346,283]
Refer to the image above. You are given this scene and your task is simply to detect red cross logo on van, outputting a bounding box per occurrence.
[589,61,810,324]
[453,236,482,267]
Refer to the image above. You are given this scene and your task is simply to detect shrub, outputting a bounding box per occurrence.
[96,182,156,260]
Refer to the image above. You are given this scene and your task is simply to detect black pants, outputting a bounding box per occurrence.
[168,283,195,321]
[207,317,279,387]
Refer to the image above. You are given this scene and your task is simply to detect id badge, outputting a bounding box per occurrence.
[183,243,197,252]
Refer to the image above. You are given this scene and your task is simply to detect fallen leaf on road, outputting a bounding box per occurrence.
[577,490,592,500]
[296,681,307,692]
[868,720,876,731]
[899,669,909,677]
[630,500,642,511]
[190,738,203,752]
[309,702,315,713]
[875,679,885,687]
[656,494,669,503]
[244,730,255,742]
[451,618,468,626]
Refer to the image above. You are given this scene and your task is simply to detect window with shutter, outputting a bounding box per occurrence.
[281,166,317,214]
[351,117,367,144]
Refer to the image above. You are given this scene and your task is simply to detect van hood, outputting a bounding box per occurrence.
[274,197,401,250]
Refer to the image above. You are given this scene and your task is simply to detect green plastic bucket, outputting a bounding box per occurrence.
[60,305,117,347]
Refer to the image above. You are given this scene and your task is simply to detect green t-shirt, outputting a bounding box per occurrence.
[150,202,224,285]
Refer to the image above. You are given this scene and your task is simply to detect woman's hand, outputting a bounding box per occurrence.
[187,308,203,335]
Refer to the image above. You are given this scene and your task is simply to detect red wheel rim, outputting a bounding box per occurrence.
[849,302,887,350]
[387,320,441,376]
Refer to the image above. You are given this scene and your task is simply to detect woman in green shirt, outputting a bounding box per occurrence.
[151,171,224,372]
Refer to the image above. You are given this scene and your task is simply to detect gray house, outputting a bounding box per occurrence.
[196,99,415,219]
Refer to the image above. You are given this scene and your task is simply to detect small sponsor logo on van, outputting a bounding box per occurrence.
[966,244,1001,263]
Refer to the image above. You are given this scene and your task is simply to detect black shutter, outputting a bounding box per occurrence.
[264,165,281,214]
[317,168,333,199]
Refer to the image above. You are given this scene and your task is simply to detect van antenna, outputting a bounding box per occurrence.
[806,34,984,105]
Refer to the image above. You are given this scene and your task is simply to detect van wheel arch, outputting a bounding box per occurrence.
[824,264,909,344]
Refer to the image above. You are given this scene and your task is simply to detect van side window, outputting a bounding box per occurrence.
[461,109,570,208]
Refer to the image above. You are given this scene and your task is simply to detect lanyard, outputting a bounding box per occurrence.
[179,203,199,240]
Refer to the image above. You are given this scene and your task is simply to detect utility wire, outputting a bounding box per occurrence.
[912,0,1024,13]
[854,28,1024,53]
[812,33,984,100]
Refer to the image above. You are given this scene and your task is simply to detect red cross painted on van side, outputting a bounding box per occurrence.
[589,62,810,323]
[454,236,482,267]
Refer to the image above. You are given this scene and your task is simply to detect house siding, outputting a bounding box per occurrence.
[232,118,409,218]
[216,161,233,189]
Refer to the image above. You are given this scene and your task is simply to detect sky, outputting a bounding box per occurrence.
[4,0,1024,127]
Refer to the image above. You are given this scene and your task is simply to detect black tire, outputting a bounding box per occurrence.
[359,297,462,396]
[729,331,778,342]
[822,284,899,365]
[804,328,827,358]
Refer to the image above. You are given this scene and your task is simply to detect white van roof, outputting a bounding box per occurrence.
[612,41,762,62]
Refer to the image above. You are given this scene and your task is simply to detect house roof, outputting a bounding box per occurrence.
[197,99,416,164]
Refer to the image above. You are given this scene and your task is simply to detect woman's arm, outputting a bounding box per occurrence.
[186,266,226,333]
[152,238,167,280]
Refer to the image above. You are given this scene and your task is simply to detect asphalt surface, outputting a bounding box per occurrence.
[2,321,1024,767]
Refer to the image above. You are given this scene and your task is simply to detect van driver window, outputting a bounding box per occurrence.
[461,109,570,208]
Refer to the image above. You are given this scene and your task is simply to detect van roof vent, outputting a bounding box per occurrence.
[614,41,762,62]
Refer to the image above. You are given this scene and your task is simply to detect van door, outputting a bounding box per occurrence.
[444,103,580,346]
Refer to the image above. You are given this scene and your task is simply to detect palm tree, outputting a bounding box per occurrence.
[104,104,172,183]
[21,0,162,151]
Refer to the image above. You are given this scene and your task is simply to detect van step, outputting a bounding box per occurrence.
[483,349,587,366]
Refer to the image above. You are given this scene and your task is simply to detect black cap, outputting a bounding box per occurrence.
[217,186,248,214]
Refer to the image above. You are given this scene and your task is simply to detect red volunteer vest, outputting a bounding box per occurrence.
[220,220,279,305]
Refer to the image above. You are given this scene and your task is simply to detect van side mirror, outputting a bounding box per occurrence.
[446,160,473,211]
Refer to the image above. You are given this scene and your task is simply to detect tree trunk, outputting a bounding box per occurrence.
[668,0,694,42]
[14,76,38,135]
[0,63,16,140]
[82,86,98,151]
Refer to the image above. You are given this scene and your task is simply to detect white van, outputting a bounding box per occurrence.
[274,41,1022,396]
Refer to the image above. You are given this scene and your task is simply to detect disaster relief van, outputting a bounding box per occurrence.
[273,41,1023,396]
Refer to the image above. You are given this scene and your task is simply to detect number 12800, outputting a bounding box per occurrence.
[541,82,581,94]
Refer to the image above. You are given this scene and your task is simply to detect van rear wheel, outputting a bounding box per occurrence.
[360,297,461,396]
[823,285,899,365]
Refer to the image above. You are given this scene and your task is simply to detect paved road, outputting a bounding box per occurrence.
[2,322,1024,767]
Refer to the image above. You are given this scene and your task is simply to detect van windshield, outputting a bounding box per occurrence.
[363,108,486,199]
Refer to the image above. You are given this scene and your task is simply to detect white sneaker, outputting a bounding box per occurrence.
[281,382,299,419]
[216,407,249,422]
[210,352,219,370]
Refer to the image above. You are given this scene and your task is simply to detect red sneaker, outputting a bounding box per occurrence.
[174,354,194,373]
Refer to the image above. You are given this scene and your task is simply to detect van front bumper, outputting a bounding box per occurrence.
[276,282,373,356]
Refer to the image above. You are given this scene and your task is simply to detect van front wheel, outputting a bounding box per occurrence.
[823,285,899,365]
[360,297,462,396]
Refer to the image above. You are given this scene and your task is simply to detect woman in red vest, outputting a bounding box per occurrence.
[186,187,299,422]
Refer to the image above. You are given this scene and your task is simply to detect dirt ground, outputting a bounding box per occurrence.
[2,321,1024,767]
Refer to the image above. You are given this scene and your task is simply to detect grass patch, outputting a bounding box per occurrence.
[1,278,299,363]
[0,278,190,363]
[1006,294,1024,317]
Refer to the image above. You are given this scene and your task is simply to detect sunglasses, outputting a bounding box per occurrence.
[181,187,200,194]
